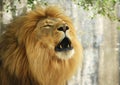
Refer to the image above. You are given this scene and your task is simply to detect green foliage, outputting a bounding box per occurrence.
[3,0,47,13]
[27,0,48,9]
[73,0,119,21]
[117,26,120,30]
[3,1,17,13]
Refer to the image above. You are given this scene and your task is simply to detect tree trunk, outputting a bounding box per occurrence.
[0,0,3,34]
[98,18,119,85]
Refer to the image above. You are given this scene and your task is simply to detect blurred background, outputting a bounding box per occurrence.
[0,0,120,85]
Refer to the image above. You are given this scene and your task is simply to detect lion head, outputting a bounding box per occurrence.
[0,6,82,85]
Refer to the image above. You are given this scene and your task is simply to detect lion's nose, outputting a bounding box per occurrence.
[57,25,69,33]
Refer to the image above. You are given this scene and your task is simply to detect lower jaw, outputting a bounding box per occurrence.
[56,49,75,60]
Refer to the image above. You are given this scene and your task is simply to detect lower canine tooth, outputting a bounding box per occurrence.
[60,45,62,48]
[68,44,69,47]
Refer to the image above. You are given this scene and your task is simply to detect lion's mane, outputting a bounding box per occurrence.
[0,6,82,85]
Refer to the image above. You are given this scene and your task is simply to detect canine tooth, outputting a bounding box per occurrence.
[60,45,62,48]
[68,44,69,47]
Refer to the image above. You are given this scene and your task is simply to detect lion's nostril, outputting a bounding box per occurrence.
[57,26,69,32]
[66,26,69,30]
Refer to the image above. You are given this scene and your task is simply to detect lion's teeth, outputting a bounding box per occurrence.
[68,44,69,47]
[60,45,62,48]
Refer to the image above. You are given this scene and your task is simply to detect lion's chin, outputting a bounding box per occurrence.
[56,49,75,60]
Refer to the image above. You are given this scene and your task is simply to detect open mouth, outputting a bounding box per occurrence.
[55,37,73,52]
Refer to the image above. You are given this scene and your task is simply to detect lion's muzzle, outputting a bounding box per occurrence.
[55,24,73,52]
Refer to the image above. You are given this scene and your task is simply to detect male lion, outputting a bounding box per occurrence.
[0,6,82,85]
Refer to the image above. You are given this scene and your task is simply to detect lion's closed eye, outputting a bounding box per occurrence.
[44,24,53,27]
[43,24,53,29]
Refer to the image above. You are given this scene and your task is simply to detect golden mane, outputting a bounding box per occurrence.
[0,6,82,85]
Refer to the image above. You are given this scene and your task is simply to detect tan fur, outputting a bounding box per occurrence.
[0,6,82,85]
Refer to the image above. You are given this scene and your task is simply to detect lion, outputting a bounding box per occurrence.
[0,6,82,85]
